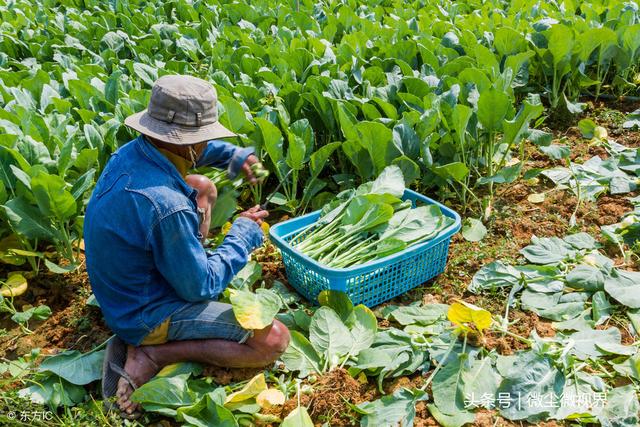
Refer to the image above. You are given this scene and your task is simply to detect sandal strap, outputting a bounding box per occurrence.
[139,347,160,371]
[109,362,139,390]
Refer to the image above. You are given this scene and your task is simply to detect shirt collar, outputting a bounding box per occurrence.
[134,136,195,196]
[155,147,191,178]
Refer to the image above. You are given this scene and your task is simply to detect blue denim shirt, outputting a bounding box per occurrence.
[84,136,262,345]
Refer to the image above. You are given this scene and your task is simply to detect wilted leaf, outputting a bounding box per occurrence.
[229,288,282,330]
[224,373,267,404]
[0,272,28,297]
[256,389,285,408]
[448,301,492,332]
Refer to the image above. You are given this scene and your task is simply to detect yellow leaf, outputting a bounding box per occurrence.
[357,372,368,385]
[261,221,270,236]
[0,273,28,297]
[221,221,233,236]
[229,288,282,330]
[527,193,545,204]
[256,389,285,408]
[447,300,492,333]
[224,373,267,405]
[594,126,608,140]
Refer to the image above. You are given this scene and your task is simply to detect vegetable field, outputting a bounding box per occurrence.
[1,0,640,425]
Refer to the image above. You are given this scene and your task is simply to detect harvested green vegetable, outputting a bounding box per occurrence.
[293,166,454,268]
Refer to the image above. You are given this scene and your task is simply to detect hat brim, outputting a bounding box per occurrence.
[124,110,237,145]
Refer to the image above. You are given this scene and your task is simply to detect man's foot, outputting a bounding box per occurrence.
[116,345,161,416]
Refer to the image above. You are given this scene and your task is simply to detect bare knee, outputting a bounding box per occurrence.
[248,320,290,363]
[185,174,217,203]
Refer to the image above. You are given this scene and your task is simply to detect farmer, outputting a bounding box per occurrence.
[84,75,290,418]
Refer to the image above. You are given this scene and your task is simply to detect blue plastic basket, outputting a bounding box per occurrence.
[269,189,461,307]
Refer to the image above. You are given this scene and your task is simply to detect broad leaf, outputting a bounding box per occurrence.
[38,349,104,385]
[281,331,322,378]
[228,288,282,330]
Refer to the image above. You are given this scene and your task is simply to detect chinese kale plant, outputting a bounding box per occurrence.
[293,166,454,268]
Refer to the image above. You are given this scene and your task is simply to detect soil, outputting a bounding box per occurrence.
[262,368,375,426]
[0,255,111,360]
[201,366,264,385]
[253,242,287,283]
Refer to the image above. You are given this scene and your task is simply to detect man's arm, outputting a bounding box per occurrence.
[196,140,255,179]
[148,210,263,302]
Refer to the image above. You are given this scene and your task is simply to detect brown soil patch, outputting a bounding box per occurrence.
[414,400,439,426]
[0,258,111,359]
[262,369,375,426]
[253,242,287,283]
[589,195,634,226]
[201,366,264,385]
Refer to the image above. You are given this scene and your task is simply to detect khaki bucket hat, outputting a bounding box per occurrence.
[124,75,236,145]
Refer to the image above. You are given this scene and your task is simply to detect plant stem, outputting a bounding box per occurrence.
[421,337,457,391]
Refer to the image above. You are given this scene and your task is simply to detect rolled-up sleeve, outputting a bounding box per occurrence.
[148,210,263,302]
[197,140,255,179]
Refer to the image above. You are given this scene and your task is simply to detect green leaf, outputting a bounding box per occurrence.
[18,374,86,409]
[228,288,282,330]
[229,261,262,290]
[132,63,158,87]
[309,306,352,368]
[348,305,377,355]
[566,328,621,360]
[31,172,76,220]
[566,265,604,292]
[496,352,564,421]
[592,291,613,325]
[255,118,284,175]
[548,24,574,67]
[564,233,597,250]
[39,350,104,385]
[477,88,510,132]
[387,304,449,326]
[578,119,597,139]
[469,262,518,291]
[604,270,640,308]
[520,236,575,264]
[317,290,353,323]
[281,331,322,378]
[353,121,399,175]
[433,162,469,183]
[461,218,487,242]
[598,385,640,426]
[427,402,476,427]
[461,357,501,409]
[44,259,79,274]
[432,353,475,422]
[309,141,341,179]
[131,374,196,409]
[358,388,428,427]
[281,406,313,427]
[370,165,405,198]
[3,197,56,240]
[12,305,51,325]
[539,144,570,160]
[286,119,311,171]
[502,95,543,148]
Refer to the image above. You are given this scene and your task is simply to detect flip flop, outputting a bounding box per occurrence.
[101,335,143,420]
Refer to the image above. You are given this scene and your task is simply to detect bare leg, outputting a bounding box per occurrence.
[116,320,290,414]
[185,174,217,239]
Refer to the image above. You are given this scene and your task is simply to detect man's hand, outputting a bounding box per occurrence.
[239,205,269,225]
[241,155,259,185]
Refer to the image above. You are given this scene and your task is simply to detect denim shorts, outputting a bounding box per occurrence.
[142,301,251,345]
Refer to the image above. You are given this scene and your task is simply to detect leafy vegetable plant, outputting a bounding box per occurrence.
[293,166,454,267]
